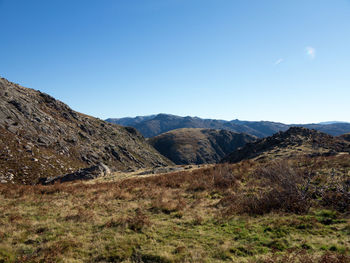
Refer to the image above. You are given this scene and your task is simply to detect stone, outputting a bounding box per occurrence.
[0,77,173,184]
[39,163,111,185]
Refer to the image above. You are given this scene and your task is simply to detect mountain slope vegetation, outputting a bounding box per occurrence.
[0,77,172,184]
[148,128,256,165]
[1,155,349,262]
[107,114,288,138]
[222,127,350,164]
[339,133,350,142]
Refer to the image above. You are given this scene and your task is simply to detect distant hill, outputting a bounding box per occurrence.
[221,127,350,164]
[106,114,350,138]
[301,123,350,137]
[318,121,350,125]
[107,114,288,138]
[106,115,156,127]
[148,128,256,165]
[0,77,172,184]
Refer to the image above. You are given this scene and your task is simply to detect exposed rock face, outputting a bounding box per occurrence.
[0,77,172,184]
[39,163,111,184]
[221,127,350,164]
[148,128,256,165]
[107,114,350,138]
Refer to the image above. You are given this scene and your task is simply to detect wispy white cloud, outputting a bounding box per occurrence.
[274,58,284,65]
[306,46,316,59]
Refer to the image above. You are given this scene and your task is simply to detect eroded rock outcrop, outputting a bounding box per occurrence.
[222,127,350,163]
[0,77,172,184]
[39,163,111,184]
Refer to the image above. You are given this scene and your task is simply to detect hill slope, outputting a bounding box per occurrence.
[107,114,288,138]
[148,128,256,165]
[0,77,172,184]
[339,133,350,142]
[221,127,350,163]
[107,114,350,138]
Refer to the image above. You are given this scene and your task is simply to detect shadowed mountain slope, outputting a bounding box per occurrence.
[107,114,288,138]
[0,77,172,184]
[221,127,350,164]
[148,128,256,165]
[107,114,350,138]
[339,133,350,142]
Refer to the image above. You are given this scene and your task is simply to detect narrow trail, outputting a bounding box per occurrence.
[89,164,215,184]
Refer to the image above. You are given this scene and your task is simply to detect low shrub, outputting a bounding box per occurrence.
[220,161,311,216]
[105,209,151,232]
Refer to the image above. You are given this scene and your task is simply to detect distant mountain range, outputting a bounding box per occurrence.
[106,114,350,138]
[317,121,350,125]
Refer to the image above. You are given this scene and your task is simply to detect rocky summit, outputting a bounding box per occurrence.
[221,127,350,164]
[148,128,256,165]
[0,77,172,184]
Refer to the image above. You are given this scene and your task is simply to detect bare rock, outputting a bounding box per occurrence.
[0,77,173,184]
[39,163,111,185]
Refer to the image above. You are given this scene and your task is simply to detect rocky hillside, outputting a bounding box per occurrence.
[339,133,350,142]
[148,128,256,165]
[107,114,350,138]
[0,77,172,184]
[221,127,350,164]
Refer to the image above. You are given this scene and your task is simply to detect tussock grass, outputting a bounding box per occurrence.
[0,156,349,262]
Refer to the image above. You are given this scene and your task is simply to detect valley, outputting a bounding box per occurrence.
[2,1,350,262]
[0,77,349,262]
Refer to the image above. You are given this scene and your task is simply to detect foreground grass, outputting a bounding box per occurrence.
[0,157,349,262]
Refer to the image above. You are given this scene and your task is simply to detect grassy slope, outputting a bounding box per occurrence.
[148,128,256,165]
[0,156,349,262]
[222,127,350,164]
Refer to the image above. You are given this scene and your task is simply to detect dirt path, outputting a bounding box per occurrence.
[89,164,214,184]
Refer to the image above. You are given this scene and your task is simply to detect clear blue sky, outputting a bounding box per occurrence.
[1,0,350,123]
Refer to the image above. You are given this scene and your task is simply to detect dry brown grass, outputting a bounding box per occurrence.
[259,250,350,263]
[0,155,349,262]
[219,160,312,216]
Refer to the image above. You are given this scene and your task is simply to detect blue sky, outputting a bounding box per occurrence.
[1,0,350,123]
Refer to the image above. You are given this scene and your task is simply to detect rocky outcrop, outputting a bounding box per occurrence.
[339,133,350,142]
[0,77,172,184]
[39,163,111,184]
[222,127,350,164]
[148,128,256,165]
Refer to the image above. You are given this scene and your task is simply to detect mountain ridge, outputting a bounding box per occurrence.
[106,114,350,138]
[221,127,350,164]
[0,77,172,184]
